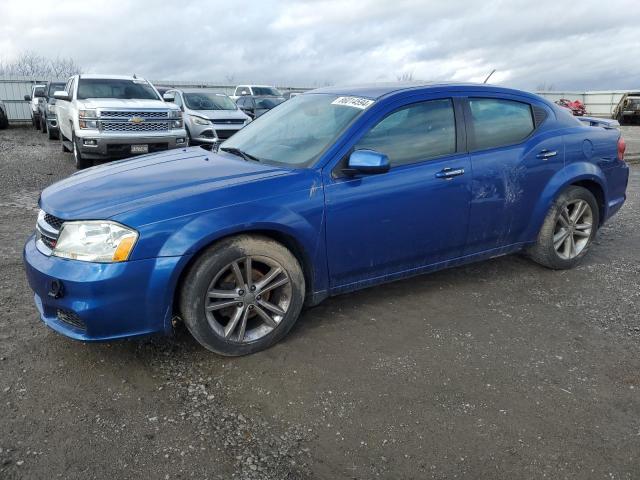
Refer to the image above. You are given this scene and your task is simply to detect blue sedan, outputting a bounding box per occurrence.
[23,83,630,356]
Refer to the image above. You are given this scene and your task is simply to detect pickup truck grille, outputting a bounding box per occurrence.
[102,121,169,132]
[100,110,169,119]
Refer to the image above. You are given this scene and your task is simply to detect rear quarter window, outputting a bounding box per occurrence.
[469,98,534,151]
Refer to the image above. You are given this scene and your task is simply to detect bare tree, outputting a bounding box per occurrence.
[536,81,555,92]
[396,71,414,82]
[0,50,82,79]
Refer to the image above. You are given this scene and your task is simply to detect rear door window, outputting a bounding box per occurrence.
[468,98,534,151]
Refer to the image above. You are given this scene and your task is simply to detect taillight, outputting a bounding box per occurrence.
[618,136,626,161]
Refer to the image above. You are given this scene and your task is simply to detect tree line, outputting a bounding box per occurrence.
[0,51,82,79]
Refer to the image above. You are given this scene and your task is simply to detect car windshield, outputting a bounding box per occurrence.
[255,97,284,109]
[48,83,66,96]
[252,87,282,96]
[221,94,369,167]
[184,92,237,111]
[77,79,160,100]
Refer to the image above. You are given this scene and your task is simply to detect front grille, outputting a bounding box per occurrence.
[211,119,245,125]
[102,121,169,132]
[40,234,56,249]
[57,309,86,330]
[216,129,237,140]
[44,213,64,230]
[100,110,169,119]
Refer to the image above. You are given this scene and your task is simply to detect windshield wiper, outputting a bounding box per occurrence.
[220,147,261,162]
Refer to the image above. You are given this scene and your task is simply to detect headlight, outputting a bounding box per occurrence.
[79,109,97,118]
[53,221,138,263]
[190,115,211,126]
[168,109,182,119]
[48,104,56,114]
[78,109,98,129]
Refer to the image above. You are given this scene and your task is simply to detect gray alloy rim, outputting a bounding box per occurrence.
[553,199,593,260]
[204,256,292,344]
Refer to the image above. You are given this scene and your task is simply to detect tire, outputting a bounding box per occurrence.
[0,111,8,129]
[72,131,92,169]
[527,186,599,269]
[179,235,305,356]
[48,126,57,140]
[40,117,47,133]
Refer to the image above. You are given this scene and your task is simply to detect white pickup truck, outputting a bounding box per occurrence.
[54,74,187,169]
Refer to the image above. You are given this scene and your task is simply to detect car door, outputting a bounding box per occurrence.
[57,77,74,140]
[462,95,563,255]
[324,97,471,289]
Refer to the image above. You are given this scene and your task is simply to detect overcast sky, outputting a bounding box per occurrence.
[1,0,639,90]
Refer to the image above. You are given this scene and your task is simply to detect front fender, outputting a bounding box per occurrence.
[522,161,607,242]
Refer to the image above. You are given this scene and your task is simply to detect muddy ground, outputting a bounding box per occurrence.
[1,125,639,479]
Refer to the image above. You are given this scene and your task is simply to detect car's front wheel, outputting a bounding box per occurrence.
[528,186,599,269]
[179,235,305,356]
[72,131,92,169]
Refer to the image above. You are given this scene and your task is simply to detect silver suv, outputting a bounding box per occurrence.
[163,89,251,147]
[54,74,187,169]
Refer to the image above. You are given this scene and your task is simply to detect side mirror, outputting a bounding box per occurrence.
[24,95,32,101]
[163,93,175,102]
[343,150,390,176]
[53,91,71,101]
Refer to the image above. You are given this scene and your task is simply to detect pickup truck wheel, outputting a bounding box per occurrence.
[40,117,47,133]
[72,131,92,169]
[47,126,57,140]
[0,110,8,129]
[527,186,599,269]
[179,235,305,356]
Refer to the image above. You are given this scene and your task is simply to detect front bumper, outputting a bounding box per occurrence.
[75,130,188,160]
[23,235,185,341]
[46,116,58,132]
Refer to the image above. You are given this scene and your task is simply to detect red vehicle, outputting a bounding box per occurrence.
[555,98,587,116]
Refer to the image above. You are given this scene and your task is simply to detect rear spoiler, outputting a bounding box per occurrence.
[577,116,620,129]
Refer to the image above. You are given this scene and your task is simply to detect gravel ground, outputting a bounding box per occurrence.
[1,124,639,480]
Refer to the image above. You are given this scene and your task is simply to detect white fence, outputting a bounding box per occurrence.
[535,90,638,118]
[0,76,313,122]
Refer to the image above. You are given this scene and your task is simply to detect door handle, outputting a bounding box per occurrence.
[536,149,557,159]
[435,167,465,179]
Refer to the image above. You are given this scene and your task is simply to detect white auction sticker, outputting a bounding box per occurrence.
[331,96,375,109]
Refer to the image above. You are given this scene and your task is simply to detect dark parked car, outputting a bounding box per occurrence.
[0,100,9,129]
[613,92,640,125]
[37,81,67,139]
[236,95,285,119]
[23,83,629,356]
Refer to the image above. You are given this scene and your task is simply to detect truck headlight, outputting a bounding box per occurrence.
[48,104,56,114]
[189,115,211,126]
[53,221,138,263]
[78,109,98,129]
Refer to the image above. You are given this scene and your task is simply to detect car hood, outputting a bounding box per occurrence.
[190,109,248,121]
[77,98,174,111]
[39,147,291,221]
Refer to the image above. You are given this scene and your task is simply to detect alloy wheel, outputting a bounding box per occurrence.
[553,199,593,260]
[204,256,292,343]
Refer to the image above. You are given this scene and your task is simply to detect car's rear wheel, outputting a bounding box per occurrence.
[72,131,92,169]
[528,186,599,269]
[179,235,305,356]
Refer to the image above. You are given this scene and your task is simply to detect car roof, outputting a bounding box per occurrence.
[173,88,230,95]
[307,82,539,100]
[78,74,148,81]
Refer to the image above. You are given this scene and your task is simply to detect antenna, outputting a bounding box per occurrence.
[483,69,496,84]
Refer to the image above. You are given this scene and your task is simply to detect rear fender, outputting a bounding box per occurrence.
[522,162,607,242]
